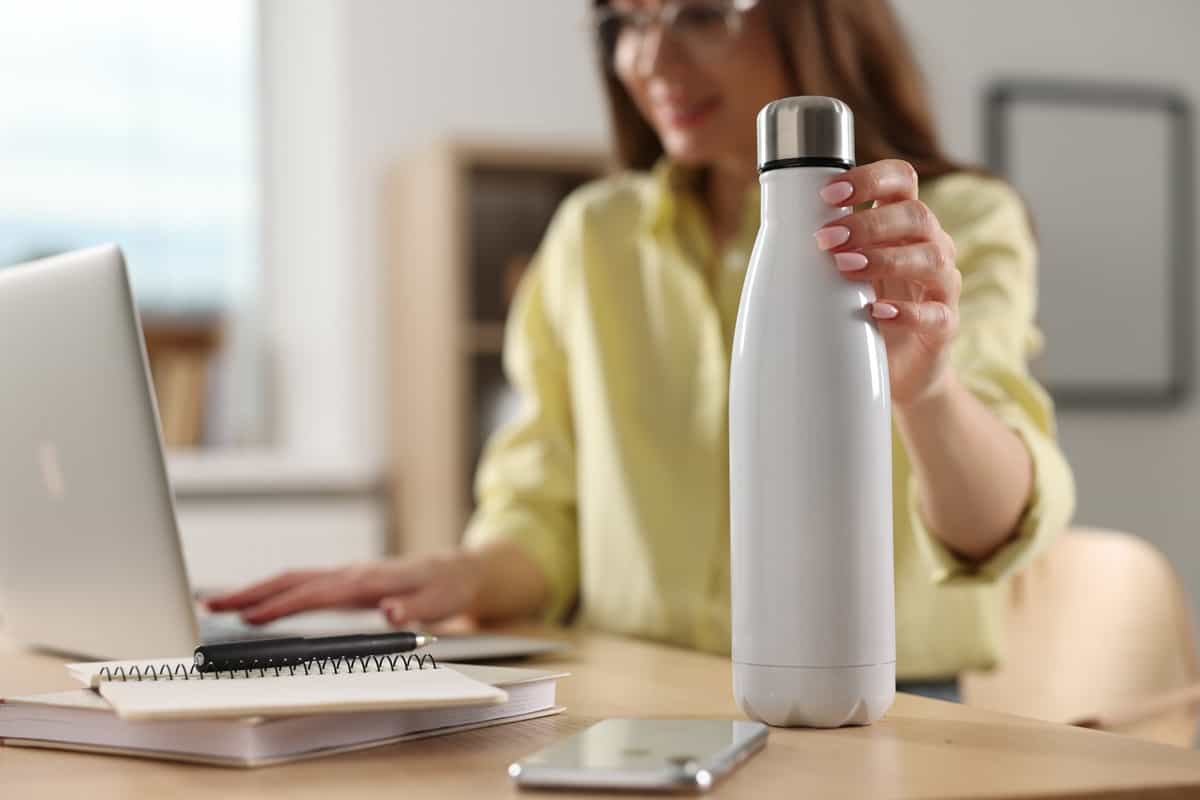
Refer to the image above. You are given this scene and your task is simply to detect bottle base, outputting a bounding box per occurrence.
[733,661,896,728]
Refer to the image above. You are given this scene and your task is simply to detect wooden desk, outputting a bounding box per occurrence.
[4,628,1200,799]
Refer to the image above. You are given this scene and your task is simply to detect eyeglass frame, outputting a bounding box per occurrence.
[589,0,763,72]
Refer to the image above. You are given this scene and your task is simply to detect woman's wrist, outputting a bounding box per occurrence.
[459,540,550,623]
[892,366,960,420]
[456,547,489,618]
[892,367,1032,562]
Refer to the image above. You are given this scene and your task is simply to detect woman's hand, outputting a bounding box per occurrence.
[204,553,484,627]
[815,159,960,408]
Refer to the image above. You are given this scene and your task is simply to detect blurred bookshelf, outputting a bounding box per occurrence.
[465,321,506,354]
[390,140,609,554]
[142,314,223,450]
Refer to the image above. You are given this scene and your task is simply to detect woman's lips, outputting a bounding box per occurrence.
[658,97,720,130]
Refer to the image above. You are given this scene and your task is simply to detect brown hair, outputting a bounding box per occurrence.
[595,0,965,182]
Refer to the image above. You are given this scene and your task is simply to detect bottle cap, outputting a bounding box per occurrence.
[757,96,855,172]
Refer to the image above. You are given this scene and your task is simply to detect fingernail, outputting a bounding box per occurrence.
[834,252,868,272]
[814,226,850,250]
[820,181,854,205]
[872,302,899,320]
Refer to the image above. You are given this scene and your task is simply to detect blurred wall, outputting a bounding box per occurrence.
[893,0,1200,616]
[261,0,606,472]
[343,0,609,457]
[217,1,609,586]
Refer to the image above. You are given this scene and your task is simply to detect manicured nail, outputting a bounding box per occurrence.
[834,252,868,272]
[820,180,854,205]
[872,302,899,319]
[814,226,850,250]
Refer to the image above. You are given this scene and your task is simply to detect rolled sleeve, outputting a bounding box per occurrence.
[909,390,1075,585]
[910,176,1076,584]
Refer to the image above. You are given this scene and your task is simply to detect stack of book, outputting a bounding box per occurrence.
[0,654,565,767]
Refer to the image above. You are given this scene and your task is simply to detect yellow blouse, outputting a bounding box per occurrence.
[464,161,1075,679]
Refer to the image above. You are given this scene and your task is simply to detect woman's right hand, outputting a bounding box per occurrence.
[204,552,484,627]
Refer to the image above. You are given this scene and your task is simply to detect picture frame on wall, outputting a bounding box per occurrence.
[985,79,1195,409]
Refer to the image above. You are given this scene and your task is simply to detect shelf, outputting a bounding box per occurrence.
[167,449,386,500]
[465,322,506,354]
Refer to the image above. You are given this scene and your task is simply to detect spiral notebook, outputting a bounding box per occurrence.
[64,652,507,721]
[0,663,566,767]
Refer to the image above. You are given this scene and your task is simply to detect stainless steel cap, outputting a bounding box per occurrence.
[757,96,855,171]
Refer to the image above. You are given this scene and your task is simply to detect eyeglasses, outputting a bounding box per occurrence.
[591,0,761,71]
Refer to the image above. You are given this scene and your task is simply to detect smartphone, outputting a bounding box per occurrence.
[508,718,768,793]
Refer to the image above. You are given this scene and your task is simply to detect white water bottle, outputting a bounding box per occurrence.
[730,97,895,728]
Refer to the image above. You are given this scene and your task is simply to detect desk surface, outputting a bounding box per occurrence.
[4,627,1200,799]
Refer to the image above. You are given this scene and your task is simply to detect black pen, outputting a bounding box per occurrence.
[193,632,437,673]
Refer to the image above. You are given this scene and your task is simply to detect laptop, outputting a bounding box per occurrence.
[0,245,564,663]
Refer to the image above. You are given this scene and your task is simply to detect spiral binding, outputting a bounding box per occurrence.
[96,652,438,683]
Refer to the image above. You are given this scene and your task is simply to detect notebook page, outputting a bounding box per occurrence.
[90,666,507,721]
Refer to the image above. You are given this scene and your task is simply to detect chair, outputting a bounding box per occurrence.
[961,528,1200,747]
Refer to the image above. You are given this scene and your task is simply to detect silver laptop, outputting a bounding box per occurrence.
[0,246,565,663]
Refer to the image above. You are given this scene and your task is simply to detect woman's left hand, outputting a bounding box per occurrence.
[815,159,960,408]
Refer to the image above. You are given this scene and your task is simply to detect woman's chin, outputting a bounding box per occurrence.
[661,138,720,167]
[660,127,740,170]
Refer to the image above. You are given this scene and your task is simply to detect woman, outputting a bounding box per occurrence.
[209,0,1074,695]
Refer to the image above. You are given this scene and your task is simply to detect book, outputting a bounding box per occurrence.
[0,663,565,767]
